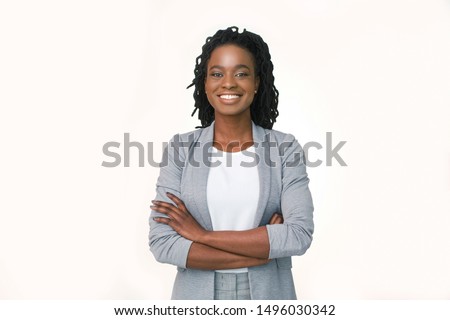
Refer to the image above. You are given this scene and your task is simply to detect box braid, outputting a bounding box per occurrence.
[187,26,279,129]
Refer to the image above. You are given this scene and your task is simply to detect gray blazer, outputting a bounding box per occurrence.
[149,120,314,299]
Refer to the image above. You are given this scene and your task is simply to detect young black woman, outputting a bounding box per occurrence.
[149,26,314,300]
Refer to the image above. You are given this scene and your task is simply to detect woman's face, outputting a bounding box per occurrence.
[205,44,260,120]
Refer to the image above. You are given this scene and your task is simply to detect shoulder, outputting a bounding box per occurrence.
[162,127,205,157]
[258,126,299,148]
[164,126,209,161]
[266,127,296,142]
[259,126,305,166]
[169,126,206,143]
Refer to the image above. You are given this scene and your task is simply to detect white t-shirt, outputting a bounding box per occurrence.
[206,145,260,273]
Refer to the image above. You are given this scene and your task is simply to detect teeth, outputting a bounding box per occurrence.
[220,95,240,99]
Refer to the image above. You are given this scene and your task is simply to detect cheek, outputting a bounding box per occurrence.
[205,83,213,98]
[204,81,211,93]
[205,88,216,107]
[205,78,215,90]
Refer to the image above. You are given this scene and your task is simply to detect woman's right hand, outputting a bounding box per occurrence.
[269,213,284,225]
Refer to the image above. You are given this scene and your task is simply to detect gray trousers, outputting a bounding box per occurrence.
[214,272,251,300]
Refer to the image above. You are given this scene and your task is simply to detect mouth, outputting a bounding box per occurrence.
[218,94,242,100]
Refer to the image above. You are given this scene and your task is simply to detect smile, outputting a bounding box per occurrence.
[218,94,241,100]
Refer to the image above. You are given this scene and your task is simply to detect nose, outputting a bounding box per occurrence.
[221,72,237,89]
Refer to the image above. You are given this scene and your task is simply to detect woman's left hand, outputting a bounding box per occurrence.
[151,192,207,242]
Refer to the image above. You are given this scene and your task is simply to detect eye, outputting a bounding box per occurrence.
[210,72,222,78]
[235,72,249,77]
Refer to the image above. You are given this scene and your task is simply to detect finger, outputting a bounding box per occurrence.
[270,217,280,225]
[166,192,184,207]
[270,213,284,225]
[269,214,277,224]
[150,205,177,220]
[275,214,284,223]
[151,200,183,216]
[274,216,283,224]
[153,217,171,224]
[166,193,189,214]
[269,212,281,224]
[151,199,177,209]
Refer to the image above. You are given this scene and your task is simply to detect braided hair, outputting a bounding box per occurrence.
[187,26,279,129]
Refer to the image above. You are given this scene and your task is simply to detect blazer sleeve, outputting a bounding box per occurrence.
[148,134,193,268]
[265,134,314,259]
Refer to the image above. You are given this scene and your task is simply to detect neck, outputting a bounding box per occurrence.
[212,115,253,152]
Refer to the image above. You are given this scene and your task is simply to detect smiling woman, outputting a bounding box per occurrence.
[148,26,314,300]
[205,44,260,125]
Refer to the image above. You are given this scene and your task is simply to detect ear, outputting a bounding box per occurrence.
[255,76,260,92]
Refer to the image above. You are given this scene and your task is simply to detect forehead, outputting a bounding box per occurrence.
[207,44,255,68]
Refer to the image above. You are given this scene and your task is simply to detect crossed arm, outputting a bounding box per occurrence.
[151,192,283,270]
[149,134,313,271]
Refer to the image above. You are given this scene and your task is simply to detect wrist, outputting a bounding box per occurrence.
[196,230,211,244]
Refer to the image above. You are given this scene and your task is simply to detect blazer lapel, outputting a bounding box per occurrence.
[191,121,215,230]
[252,122,271,228]
[191,120,272,230]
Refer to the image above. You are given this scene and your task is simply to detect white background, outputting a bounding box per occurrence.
[0,0,449,299]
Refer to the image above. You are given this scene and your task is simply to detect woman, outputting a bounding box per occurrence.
[149,26,314,300]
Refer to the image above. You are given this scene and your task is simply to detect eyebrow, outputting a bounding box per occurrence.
[208,64,251,71]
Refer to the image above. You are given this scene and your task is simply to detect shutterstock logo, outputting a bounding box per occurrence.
[101,132,347,168]
[303,132,347,167]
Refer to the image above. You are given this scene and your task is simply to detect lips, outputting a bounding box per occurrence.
[217,92,243,101]
[219,94,241,100]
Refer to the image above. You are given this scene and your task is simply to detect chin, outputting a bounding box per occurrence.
[213,107,250,117]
